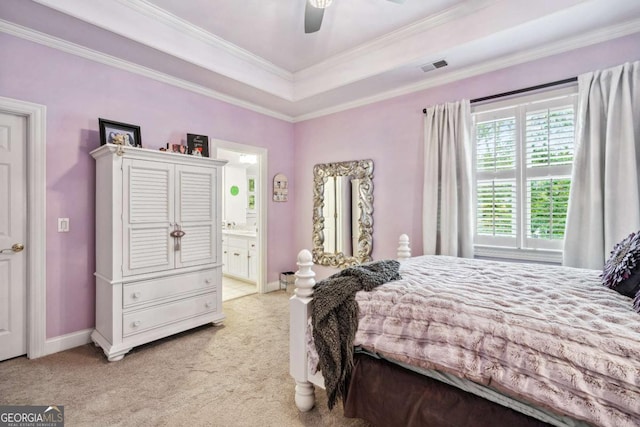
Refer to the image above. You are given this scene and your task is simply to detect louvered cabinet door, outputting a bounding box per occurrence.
[175,164,218,268]
[122,159,175,276]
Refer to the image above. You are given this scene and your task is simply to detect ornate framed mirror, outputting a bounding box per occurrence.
[312,159,373,268]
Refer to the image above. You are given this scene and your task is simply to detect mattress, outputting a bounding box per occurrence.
[351,256,640,427]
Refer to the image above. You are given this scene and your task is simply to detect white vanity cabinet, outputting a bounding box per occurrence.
[222,232,257,283]
[225,236,249,278]
[90,145,227,361]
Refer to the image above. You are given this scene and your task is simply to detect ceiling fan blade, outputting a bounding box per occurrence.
[304,0,325,34]
[386,0,406,3]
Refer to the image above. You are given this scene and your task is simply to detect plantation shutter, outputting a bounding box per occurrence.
[472,88,578,253]
[525,105,575,168]
[523,98,576,248]
[474,113,517,246]
[477,179,516,237]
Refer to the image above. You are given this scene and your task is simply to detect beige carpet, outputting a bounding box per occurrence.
[0,291,369,427]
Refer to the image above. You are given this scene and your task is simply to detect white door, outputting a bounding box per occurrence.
[175,164,219,268]
[122,158,175,276]
[0,112,27,361]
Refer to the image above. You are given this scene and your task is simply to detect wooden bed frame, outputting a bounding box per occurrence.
[289,234,412,411]
[288,236,598,427]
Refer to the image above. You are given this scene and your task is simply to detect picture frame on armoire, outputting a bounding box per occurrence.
[187,133,209,157]
[99,118,141,148]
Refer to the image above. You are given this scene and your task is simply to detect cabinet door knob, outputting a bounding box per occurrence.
[170,229,186,238]
[132,292,141,299]
[132,320,141,327]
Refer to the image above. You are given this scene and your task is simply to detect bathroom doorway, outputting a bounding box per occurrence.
[212,139,267,299]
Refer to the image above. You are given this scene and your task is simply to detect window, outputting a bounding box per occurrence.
[472,87,577,259]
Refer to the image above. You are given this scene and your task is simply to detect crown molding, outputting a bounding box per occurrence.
[292,0,587,101]
[117,0,293,82]
[292,18,640,122]
[2,10,638,125]
[295,0,495,80]
[31,0,497,103]
[30,0,294,100]
[0,20,294,122]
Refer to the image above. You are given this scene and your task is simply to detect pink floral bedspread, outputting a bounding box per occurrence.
[353,256,640,427]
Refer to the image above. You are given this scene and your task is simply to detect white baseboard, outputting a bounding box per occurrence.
[43,328,93,357]
[266,280,282,293]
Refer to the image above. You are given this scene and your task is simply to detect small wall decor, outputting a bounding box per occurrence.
[247,176,256,213]
[187,133,209,157]
[99,118,141,148]
[273,173,288,202]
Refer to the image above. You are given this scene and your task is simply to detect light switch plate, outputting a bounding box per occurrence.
[58,218,70,232]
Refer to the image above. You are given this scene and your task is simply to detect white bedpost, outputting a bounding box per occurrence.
[397,234,411,261]
[290,249,316,412]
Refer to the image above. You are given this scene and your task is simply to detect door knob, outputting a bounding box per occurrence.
[0,243,24,254]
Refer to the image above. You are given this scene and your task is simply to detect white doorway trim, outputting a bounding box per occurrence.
[212,139,268,294]
[0,96,47,359]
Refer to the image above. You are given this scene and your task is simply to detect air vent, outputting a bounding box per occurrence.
[421,59,448,73]
[433,59,448,69]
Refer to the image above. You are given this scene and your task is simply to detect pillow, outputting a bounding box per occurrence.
[601,231,640,298]
[634,291,640,313]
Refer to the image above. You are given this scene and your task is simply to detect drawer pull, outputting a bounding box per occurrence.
[132,292,141,299]
[205,301,213,308]
[205,278,211,284]
[132,320,141,328]
[233,252,240,256]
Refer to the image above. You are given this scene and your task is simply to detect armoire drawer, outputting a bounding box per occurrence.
[122,292,216,337]
[123,270,216,308]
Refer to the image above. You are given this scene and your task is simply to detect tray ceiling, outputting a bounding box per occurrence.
[2,0,639,121]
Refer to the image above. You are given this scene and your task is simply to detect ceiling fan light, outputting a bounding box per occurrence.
[309,0,333,9]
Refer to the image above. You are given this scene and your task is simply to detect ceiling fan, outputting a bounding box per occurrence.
[305,0,406,34]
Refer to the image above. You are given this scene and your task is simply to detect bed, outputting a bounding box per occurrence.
[289,235,640,427]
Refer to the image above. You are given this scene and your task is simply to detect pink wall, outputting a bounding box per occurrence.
[0,33,295,338]
[293,33,640,280]
[1,28,639,340]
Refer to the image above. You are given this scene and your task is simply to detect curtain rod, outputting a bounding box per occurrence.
[421,77,578,114]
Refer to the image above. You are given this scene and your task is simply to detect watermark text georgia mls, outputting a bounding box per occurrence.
[0,405,64,427]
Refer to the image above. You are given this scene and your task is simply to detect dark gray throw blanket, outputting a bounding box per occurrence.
[312,259,401,410]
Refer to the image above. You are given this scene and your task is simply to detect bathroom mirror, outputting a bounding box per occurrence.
[312,159,373,268]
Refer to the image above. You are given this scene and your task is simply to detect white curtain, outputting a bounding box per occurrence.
[423,100,474,257]
[564,61,640,269]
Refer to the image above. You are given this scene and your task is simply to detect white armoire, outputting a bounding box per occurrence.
[90,145,227,361]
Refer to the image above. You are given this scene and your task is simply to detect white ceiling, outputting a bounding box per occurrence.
[2,0,640,121]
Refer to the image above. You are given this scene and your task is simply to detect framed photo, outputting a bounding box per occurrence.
[171,144,187,154]
[187,133,209,157]
[247,176,256,212]
[99,118,141,148]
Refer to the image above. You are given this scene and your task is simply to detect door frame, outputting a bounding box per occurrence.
[211,139,268,294]
[0,96,47,359]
